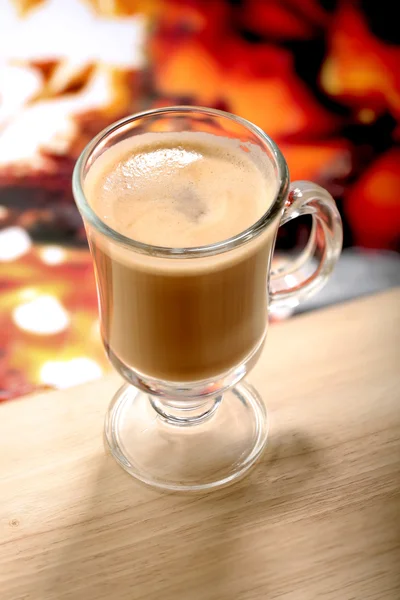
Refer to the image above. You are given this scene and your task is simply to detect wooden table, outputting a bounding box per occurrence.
[1,289,399,600]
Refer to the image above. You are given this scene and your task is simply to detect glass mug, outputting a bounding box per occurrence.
[73,107,342,491]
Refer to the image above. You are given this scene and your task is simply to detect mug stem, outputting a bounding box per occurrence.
[149,395,223,426]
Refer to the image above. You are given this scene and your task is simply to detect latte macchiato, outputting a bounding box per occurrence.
[84,132,278,381]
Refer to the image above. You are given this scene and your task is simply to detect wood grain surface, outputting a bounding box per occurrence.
[1,289,399,600]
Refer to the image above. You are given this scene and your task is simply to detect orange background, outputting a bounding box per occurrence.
[0,0,399,399]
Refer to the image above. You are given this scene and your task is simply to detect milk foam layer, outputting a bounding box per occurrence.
[85,132,276,247]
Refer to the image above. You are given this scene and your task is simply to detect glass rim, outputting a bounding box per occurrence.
[72,106,289,258]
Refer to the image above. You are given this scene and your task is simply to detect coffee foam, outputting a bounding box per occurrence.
[84,131,277,248]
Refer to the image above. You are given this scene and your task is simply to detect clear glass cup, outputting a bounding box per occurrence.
[73,106,342,491]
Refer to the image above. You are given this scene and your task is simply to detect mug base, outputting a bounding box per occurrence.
[104,381,268,492]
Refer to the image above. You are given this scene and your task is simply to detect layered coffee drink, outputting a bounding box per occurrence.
[84,132,279,382]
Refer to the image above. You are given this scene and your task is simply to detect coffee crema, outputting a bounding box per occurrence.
[84,132,279,381]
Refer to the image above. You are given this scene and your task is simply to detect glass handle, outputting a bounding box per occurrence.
[269,180,343,313]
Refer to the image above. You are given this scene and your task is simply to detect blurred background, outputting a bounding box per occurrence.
[1,0,399,400]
